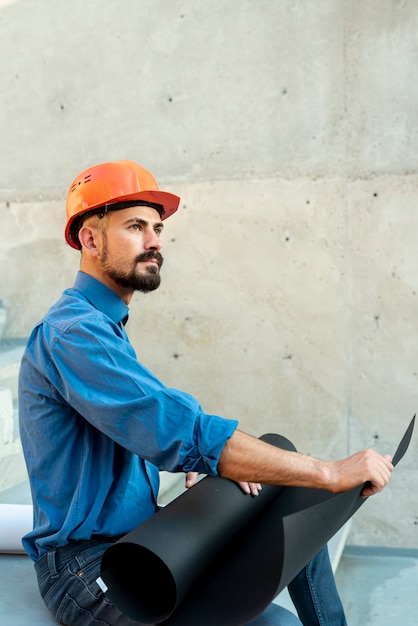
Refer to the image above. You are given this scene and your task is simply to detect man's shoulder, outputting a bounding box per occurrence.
[33,272,127,341]
[42,287,105,334]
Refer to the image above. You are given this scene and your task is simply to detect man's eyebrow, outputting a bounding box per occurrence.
[123,217,164,230]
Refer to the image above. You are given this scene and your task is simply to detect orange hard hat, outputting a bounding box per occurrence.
[65,160,180,249]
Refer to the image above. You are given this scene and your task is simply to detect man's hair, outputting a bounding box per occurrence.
[72,208,108,249]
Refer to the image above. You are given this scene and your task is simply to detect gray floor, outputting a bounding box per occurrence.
[335,545,418,625]
[0,553,57,625]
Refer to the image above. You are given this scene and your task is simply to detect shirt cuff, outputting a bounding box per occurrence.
[184,413,238,476]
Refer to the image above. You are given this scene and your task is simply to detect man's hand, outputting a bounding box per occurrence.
[185,472,262,496]
[327,450,393,497]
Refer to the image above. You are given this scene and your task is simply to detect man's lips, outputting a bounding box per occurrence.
[135,253,163,268]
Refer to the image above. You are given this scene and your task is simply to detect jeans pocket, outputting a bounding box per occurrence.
[40,543,140,626]
[43,549,111,622]
[56,592,111,626]
[70,552,108,600]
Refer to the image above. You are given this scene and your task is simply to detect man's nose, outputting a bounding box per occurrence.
[145,230,162,250]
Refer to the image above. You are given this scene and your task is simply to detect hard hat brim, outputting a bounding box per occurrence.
[65,189,180,249]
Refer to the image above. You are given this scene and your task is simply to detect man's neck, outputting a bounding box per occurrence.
[79,260,134,305]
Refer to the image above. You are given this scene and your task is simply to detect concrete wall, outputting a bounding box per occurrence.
[0,0,417,547]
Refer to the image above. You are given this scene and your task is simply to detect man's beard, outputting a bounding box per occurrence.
[101,248,164,293]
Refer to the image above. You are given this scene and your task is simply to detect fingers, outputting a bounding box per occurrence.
[238,481,262,496]
[185,471,199,489]
[361,454,393,497]
[185,473,263,497]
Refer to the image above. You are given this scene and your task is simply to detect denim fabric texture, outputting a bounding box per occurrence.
[288,545,347,625]
[35,539,143,626]
[247,603,302,625]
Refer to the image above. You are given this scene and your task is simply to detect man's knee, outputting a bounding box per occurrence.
[246,603,301,625]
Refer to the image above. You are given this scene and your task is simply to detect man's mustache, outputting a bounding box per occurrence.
[135,251,164,268]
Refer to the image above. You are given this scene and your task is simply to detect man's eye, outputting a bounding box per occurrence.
[130,224,142,231]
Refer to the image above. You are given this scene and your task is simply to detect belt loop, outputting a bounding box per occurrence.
[47,549,59,580]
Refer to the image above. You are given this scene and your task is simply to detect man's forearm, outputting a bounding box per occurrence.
[217,429,393,496]
[217,430,330,490]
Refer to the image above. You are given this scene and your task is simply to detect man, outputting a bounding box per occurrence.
[19,160,393,626]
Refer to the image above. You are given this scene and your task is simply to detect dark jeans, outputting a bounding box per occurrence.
[34,540,345,625]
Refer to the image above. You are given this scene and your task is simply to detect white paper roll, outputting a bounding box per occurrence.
[0,503,33,553]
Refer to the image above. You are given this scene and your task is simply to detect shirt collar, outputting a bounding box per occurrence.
[73,271,129,326]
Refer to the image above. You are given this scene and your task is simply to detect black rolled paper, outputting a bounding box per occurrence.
[101,418,414,626]
[101,434,296,624]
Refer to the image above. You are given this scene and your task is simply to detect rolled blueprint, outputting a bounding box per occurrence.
[0,503,32,553]
[101,417,414,625]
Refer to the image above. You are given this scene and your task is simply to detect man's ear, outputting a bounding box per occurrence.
[78,225,100,255]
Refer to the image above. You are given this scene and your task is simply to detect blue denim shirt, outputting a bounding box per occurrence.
[18,271,237,561]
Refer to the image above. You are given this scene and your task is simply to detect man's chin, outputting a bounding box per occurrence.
[134,274,161,293]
